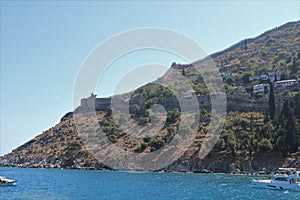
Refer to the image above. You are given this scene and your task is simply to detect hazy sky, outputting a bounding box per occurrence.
[1,1,299,155]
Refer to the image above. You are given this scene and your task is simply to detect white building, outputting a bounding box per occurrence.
[253,84,270,94]
[184,90,196,98]
[268,70,282,83]
[236,86,246,93]
[274,79,299,88]
[249,74,270,82]
[222,72,231,79]
[268,72,276,83]
[260,74,268,81]
[249,75,260,82]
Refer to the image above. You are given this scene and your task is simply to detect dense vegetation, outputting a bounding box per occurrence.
[96,89,300,159]
[214,92,300,159]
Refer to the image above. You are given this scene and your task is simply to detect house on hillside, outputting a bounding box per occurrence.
[221,72,231,79]
[274,79,299,91]
[249,75,260,82]
[236,86,246,93]
[184,90,196,98]
[260,74,268,81]
[253,84,270,94]
[268,72,276,83]
[249,74,268,82]
[268,70,282,83]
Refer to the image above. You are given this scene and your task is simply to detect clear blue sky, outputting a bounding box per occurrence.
[1,1,299,155]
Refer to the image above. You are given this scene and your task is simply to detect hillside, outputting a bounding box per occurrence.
[1,21,300,173]
[185,21,300,96]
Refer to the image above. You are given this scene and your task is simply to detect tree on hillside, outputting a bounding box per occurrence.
[277,100,298,153]
[167,108,181,123]
[182,68,186,76]
[242,72,253,84]
[275,129,287,154]
[258,138,273,152]
[281,100,291,119]
[295,93,300,119]
[260,121,274,140]
[269,83,275,120]
[264,108,270,124]
[106,108,112,117]
[90,92,97,98]
[290,57,298,74]
[286,109,299,153]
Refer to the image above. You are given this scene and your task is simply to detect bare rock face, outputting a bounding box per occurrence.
[60,112,73,122]
[283,153,300,169]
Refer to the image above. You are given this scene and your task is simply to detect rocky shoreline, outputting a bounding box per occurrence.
[1,151,299,175]
[0,164,295,176]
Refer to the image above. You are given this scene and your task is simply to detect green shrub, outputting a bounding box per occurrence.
[150,139,165,151]
[167,126,174,134]
[68,141,82,150]
[142,137,151,143]
[258,138,273,152]
[140,143,148,151]
[215,138,225,151]
[138,117,150,125]
[167,108,181,123]
[108,134,118,143]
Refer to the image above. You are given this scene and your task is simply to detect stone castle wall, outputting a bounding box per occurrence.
[80,94,269,113]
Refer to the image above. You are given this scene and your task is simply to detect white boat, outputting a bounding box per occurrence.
[252,170,300,190]
[0,176,17,186]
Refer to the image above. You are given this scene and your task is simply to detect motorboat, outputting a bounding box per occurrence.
[0,176,17,186]
[252,169,300,190]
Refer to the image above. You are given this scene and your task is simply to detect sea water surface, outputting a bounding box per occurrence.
[0,167,298,200]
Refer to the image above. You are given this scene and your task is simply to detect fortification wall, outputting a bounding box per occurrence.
[79,94,269,113]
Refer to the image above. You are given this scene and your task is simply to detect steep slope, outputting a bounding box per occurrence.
[0,114,108,170]
[1,21,299,173]
[192,21,300,93]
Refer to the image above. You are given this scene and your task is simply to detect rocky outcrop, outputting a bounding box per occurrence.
[0,118,110,170]
[164,151,299,174]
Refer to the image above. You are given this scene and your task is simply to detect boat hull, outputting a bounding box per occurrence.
[0,176,17,186]
[252,180,300,190]
[0,182,16,186]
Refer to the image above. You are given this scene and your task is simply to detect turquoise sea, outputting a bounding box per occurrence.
[0,167,298,200]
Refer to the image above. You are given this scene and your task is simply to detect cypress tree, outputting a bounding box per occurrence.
[281,100,290,119]
[286,108,298,153]
[264,109,270,123]
[295,92,300,119]
[182,68,186,76]
[269,83,275,120]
